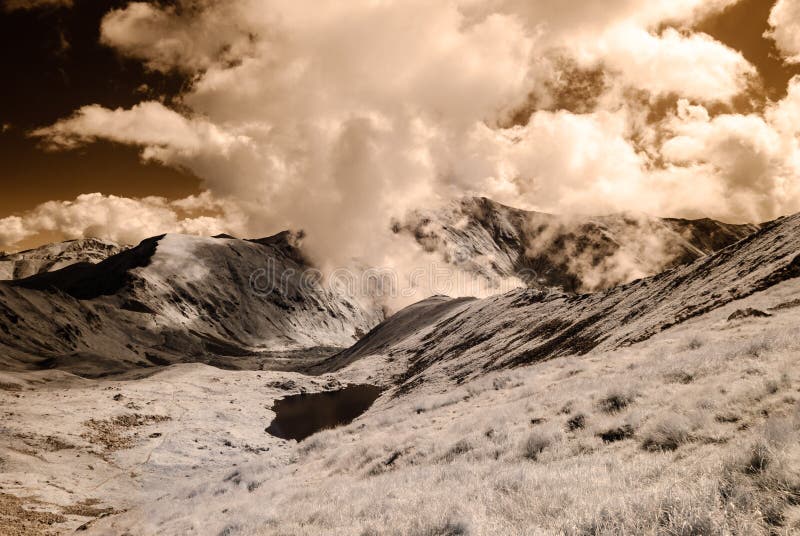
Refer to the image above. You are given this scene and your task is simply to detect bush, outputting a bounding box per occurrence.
[566,413,587,431]
[640,414,693,451]
[743,337,771,358]
[664,370,695,385]
[764,378,780,395]
[597,424,635,443]
[442,439,473,462]
[597,389,635,414]
[742,439,773,474]
[682,335,705,351]
[522,430,560,461]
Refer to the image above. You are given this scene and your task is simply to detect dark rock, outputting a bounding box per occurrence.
[727,308,772,321]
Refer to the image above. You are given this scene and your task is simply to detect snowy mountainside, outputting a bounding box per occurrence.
[0,233,384,375]
[394,197,759,292]
[328,213,800,392]
[0,238,124,280]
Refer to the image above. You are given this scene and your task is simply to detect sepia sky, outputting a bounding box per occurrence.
[1,0,800,257]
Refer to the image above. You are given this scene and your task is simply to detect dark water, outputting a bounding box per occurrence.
[265,384,383,441]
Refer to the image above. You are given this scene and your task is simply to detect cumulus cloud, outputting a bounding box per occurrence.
[0,192,244,249]
[584,27,755,102]
[0,216,27,249]
[658,78,800,222]
[100,1,258,73]
[766,0,800,64]
[33,0,796,276]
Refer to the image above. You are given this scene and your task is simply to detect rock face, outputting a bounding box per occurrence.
[394,197,759,292]
[0,233,384,376]
[0,238,125,280]
[324,213,800,392]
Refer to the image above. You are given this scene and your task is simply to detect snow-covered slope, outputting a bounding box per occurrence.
[325,213,800,392]
[0,233,383,375]
[395,197,759,292]
[0,238,124,280]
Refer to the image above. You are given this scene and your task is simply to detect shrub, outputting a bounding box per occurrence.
[640,414,693,451]
[597,389,635,414]
[683,336,705,351]
[597,424,635,443]
[522,429,560,461]
[743,337,771,358]
[408,518,470,536]
[664,369,695,385]
[764,379,780,395]
[442,439,473,462]
[566,413,587,431]
[742,439,773,474]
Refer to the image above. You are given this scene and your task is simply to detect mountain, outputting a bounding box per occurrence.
[393,197,759,292]
[0,238,124,280]
[0,197,763,378]
[321,212,800,392]
[0,232,383,376]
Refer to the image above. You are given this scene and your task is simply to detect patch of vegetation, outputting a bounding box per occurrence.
[640,415,693,451]
[596,389,635,414]
[82,414,171,452]
[521,430,560,461]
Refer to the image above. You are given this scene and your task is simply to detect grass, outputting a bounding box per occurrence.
[91,284,800,535]
[639,414,693,451]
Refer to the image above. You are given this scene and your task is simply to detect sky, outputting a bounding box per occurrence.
[1,0,800,262]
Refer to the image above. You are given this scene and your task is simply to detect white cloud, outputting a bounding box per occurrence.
[100,2,258,73]
[34,0,789,270]
[658,80,800,222]
[0,193,244,250]
[766,0,800,64]
[0,216,27,248]
[583,27,755,102]
[32,102,249,157]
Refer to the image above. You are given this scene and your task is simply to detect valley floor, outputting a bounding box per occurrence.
[3,279,800,535]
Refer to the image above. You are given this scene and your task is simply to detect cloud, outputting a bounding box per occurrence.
[100,1,258,73]
[2,0,71,11]
[0,192,244,250]
[32,102,248,157]
[584,27,755,102]
[0,216,27,249]
[35,0,790,276]
[766,0,800,64]
[658,77,800,222]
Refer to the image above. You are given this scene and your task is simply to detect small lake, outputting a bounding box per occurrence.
[265,384,383,441]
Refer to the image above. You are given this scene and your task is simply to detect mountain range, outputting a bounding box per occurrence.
[0,197,770,381]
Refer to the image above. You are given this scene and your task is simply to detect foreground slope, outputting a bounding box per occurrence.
[2,213,800,535]
[327,212,800,391]
[395,197,759,292]
[0,233,383,375]
[40,258,800,535]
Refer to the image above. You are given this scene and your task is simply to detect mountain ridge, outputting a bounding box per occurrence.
[394,196,760,292]
[322,213,800,393]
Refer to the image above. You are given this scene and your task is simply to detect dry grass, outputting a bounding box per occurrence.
[639,413,693,451]
[82,285,800,535]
